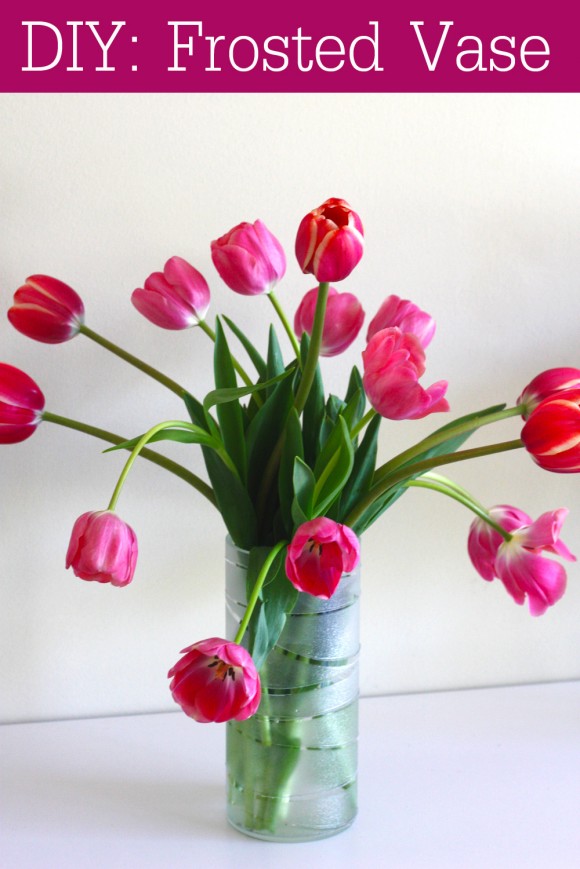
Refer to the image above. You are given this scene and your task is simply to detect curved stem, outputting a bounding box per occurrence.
[404,476,511,540]
[293,282,330,416]
[268,291,301,362]
[373,405,525,486]
[351,408,377,439]
[79,324,186,397]
[234,541,287,645]
[41,411,216,506]
[345,438,523,528]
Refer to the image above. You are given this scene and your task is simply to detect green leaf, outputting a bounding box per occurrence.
[266,325,285,391]
[214,318,247,482]
[103,425,220,453]
[300,334,325,467]
[203,450,258,549]
[278,409,304,537]
[223,315,267,379]
[291,457,316,527]
[338,413,381,521]
[203,368,293,413]
[312,416,354,516]
[246,375,295,501]
[245,546,298,671]
[350,484,407,536]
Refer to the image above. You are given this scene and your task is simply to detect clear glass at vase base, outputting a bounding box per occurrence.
[225,537,360,842]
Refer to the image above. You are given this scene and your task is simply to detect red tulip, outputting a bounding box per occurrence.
[294,285,365,356]
[521,388,580,473]
[8,275,85,343]
[211,220,286,296]
[0,363,45,444]
[65,510,138,587]
[132,256,210,329]
[517,368,580,419]
[362,327,449,421]
[367,294,436,349]
[295,198,364,283]
[285,517,360,599]
[168,638,261,723]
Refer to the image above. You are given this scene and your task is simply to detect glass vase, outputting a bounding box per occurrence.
[225,536,360,842]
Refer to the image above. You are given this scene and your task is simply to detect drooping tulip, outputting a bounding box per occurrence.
[495,510,575,616]
[65,510,138,587]
[132,256,210,329]
[367,294,436,349]
[362,327,449,421]
[467,505,533,581]
[521,389,580,473]
[0,363,45,444]
[294,285,365,356]
[285,517,360,599]
[8,275,85,343]
[211,220,286,296]
[295,198,364,283]
[168,638,261,723]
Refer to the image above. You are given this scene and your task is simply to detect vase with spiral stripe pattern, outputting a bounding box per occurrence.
[225,536,360,841]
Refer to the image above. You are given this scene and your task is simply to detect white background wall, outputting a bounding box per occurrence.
[1,93,579,723]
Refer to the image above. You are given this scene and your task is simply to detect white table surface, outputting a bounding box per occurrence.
[1,682,579,869]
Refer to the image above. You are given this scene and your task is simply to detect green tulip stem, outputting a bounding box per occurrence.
[345,438,524,529]
[106,419,231,512]
[372,405,525,486]
[41,411,216,506]
[78,325,186,397]
[403,473,512,540]
[293,282,330,416]
[234,540,288,646]
[198,319,257,392]
[351,408,377,439]
[268,291,301,362]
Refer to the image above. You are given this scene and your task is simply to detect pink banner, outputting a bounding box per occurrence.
[0,1,578,92]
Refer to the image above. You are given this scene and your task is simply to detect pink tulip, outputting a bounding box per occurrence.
[293,286,365,357]
[65,510,138,587]
[132,256,210,330]
[468,505,533,581]
[521,389,580,473]
[0,363,45,444]
[367,294,436,349]
[295,198,364,283]
[468,507,575,615]
[8,275,85,343]
[517,368,580,419]
[362,327,449,421]
[168,637,261,723]
[285,517,360,599]
[211,219,286,296]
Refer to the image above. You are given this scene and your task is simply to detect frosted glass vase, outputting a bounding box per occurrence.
[225,537,360,842]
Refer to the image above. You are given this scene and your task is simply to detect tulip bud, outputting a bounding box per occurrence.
[295,198,364,283]
[285,517,360,599]
[0,363,45,444]
[362,327,449,421]
[517,367,580,419]
[168,638,261,723]
[65,510,138,587]
[294,285,365,357]
[367,295,436,349]
[132,256,211,330]
[8,275,85,344]
[211,220,286,296]
[521,389,580,473]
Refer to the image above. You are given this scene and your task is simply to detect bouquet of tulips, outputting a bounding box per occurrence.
[1,197,579,726]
